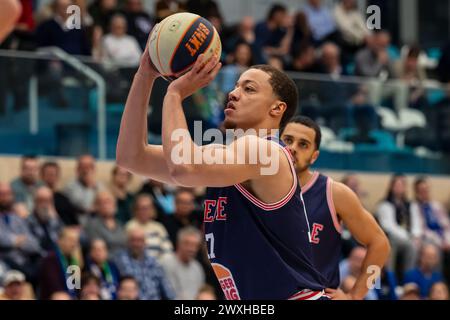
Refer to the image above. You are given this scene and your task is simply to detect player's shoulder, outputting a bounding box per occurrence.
[331,180,359,202]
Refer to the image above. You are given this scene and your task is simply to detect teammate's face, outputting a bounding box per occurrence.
[281,123,319,173]
[224,69,279,130]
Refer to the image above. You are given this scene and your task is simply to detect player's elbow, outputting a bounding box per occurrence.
[168,164,196,186]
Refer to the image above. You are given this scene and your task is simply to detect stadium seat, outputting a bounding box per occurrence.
[376,106,399,131]
[319,126,337,146]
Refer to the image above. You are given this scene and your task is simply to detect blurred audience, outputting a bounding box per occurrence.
[428,281,449,300]
[302,0,339,46]
[196,284,217,300]
[0,270,34,300]
[124,0,154,50]
[109,166,134,224]
[116,276,139,300]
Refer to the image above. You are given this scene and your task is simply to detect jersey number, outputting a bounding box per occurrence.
[206,233,216,259]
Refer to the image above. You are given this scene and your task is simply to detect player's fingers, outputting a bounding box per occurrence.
[192,54,206,73]
[208,62,222,80]
[324,288,336,294]
[202,55,219,75]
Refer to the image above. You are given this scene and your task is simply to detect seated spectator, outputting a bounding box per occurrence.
[10,155,43,214]
[96,14,142,68]
[160,227,205,300]
[124,0,154,50]
[253,4,293,64]
[0,270,34,300]
[196,284,217,300]
[79,273,102,300]
[113,227,175,300]
[224,16,255,56]
[155,0,186,22]
[163,189,202,247]
[84,191,126,254]
[333,0,370,51]
[36,0,91,56]
[268,55,284,71]
[403,243,444,298]
[288,43,317,72]
[50,291,72,300]
[355,30,396,79]
[400,283,421,300]
[290,11,313,56]
[185,0,221,20]
[27,186,63,253]
[117,276,139,300]
[85,239,120,300]
[339,246,378,300]
[428,282,449,300]
[316,42,344,77]
[88,0,120,34]
[302,0,339,45]
[63,155,105,218]
[377,175,420,274]
[109,166,134,224]
[38,227,81,299]
[219,42,253,93]
[139,179,175,217]
[40,161,80,226]
[375,264,399,300]
[0,183,41,282]
[125,194,173,261]
[411,177,450,282]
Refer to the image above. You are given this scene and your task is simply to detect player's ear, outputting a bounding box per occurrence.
[271,101,287,117]
[311,150,320,165]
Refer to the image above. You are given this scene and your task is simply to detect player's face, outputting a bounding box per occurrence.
[223,69,278,130]
[281,123,319,173]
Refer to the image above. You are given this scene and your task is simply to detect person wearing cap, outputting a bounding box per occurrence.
[0,270,34,300]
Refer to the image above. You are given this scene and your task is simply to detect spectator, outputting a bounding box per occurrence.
[224,16,255,56]
[160,227,205,300]
[85,239,120,300]
[96,14,142,68]
[79,273,102,300]
[376,174,420,274]
[40,161,80,226]
[196,284,217,300]
[267,55,284,71]
[125,194,173,261]
[302,0,339,45]
[124,0,154,50]
[185,0,221,20]
[403,243,444,298]
[400,283,421,300]
[27,186,63,253]
[0,270,34,300]
[10,155,43,214]
[290,11,313,56]
[288,43,317,72]
[316,42,344,77]
[339,246,378,300]
[63,155,105,218]
[0,182,41,282]
[113,226,175,300]
[253,4,293,64]
[355,30,396,79]
[334,0,370,50]
[117,276,139,300]
[88,0,120,34]
[411,177,450,282]
[38,227,81,300]
[375,264,399,300]
[155,0,186,22]
[50,291,72,300]
[36,0,91,56]
[109,166,134,224]
[428,282,449,300]
[84,191,127,254]
[139,179,175,217]
[219,42,253,93]
[163,189,202,247]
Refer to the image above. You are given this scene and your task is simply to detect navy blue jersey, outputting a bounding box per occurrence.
[302,172,342,289]
[203,138,326,300]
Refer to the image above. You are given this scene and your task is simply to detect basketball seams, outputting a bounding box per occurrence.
[155,16,173,75]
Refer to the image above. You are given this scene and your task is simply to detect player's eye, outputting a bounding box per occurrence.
[300,142,308,149]
[283,138,293,145]
[245,86,255,92]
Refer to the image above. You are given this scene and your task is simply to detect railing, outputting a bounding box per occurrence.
[0,49,449,174]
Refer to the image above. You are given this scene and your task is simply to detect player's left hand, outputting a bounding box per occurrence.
[167,54,221,100]
[325,288,354,300]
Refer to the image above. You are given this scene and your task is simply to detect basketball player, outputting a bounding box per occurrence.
[0,0,22,43]
[280,116,390,300]
[117,42,328,299]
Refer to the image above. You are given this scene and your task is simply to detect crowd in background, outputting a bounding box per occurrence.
[0,155,449,300]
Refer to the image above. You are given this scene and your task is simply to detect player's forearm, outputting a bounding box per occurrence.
[351,235,390,300]
[116,71,156,167]
[0,0,22,42]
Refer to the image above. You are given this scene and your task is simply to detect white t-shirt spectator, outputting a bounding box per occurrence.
[101,34,142,67]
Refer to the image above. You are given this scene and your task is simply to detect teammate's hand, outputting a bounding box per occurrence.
[167,54,221,100]
[137,31,161,79]
[325,288,355,300]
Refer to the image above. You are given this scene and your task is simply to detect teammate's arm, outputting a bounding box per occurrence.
[116,43,176,184]
[0,0,22,43]
[326,182,390,300]
[161,55,286,188]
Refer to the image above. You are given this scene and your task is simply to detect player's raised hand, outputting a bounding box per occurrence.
[138,29,161,79]
[167,54,222,100]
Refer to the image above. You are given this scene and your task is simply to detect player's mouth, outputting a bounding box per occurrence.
[224,101,236,114]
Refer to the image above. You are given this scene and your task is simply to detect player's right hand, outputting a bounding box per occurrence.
[138,31,161,79]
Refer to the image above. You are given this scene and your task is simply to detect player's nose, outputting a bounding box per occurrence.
[228,88,239,101]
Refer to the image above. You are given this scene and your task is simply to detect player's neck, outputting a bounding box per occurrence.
[298,170,314,188]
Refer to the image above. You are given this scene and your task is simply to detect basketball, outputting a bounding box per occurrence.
[148,12,222,79]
